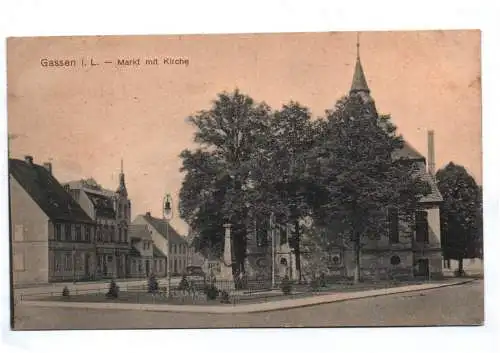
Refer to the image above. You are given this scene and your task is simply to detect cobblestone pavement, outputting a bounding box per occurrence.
[13,280,483,329]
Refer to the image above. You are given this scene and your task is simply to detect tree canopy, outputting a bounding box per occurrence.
[179,89,433,283]
[309,93,431,282]
[179,89,271,270]
[436,162,482,265]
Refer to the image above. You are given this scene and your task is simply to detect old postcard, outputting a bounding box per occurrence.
[7,30,483,330]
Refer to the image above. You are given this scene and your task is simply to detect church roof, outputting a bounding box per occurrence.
[346,37,441,204]
[418,171,443,203]
[392,141,426,161]
[9,158,93,223]
[350,56,370,94]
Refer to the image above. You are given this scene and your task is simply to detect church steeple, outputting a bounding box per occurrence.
[117,158,128,197]
[350,32,370,95]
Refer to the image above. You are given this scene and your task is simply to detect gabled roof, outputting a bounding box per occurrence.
[64,179,119,198]
[392,141,425,161]
[129,224,152,241]
[85,191,116,219]
[414,167,443,204]
[153,245,166,258]
[129,247,142,258]
[9,158,93,223]
[141,214,188,245]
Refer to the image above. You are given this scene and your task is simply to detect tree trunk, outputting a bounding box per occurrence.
[353,236,361,284]
[458,257,464,277]
[294,220,302,283]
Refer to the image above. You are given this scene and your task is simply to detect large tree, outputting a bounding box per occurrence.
[311,94,431,283]
[179,89,271,274]
[249,102,325,282]
[436,162,482,275]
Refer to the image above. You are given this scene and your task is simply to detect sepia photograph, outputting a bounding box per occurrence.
[7,30,483,330]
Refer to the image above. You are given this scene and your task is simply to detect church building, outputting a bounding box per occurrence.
[243,39,444,283]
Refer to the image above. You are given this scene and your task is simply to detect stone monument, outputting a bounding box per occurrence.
[220,223,236,289]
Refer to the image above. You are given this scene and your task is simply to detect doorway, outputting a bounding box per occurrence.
[84,254,90,279]
[280,258,288,278]
[415,258,430,278]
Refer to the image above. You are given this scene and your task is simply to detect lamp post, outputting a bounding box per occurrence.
[270,212,276,288]
[163,193,173,297]
[72,245,76,283]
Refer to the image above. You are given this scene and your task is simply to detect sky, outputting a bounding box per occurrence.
[7,30,481,235]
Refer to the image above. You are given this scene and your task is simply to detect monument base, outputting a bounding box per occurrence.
[218,263,235,290]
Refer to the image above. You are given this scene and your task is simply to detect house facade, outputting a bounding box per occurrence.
[128,224,167,277]
[10,156,97,286]
[62,162,131,279]
[133,213,190,276]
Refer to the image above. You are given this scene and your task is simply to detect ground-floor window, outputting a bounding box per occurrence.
[13,253,25,271]
[64,254,72,271]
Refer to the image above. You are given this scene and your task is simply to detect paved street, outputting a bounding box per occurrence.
[13,280,483,329]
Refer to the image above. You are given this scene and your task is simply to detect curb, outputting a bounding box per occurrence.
[20,279,476,314]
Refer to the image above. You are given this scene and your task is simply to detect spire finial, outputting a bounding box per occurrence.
[350,31,370,94]
[117,158,127,196]
[356,32,360,59]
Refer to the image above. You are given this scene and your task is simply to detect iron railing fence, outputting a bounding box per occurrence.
[14,275,442,305]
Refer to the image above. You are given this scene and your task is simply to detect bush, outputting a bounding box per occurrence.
[280,275,292,295]
[219,290,230,304]
[204,284,219,300]
[106,279,119,299]
[62,286,70,297]
[148,275,159,293]
[178,274,190,291]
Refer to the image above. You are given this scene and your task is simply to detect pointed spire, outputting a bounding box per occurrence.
[350,32,370,94]
[117,158,128,197]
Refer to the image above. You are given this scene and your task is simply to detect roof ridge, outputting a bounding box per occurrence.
[9,158,93,223]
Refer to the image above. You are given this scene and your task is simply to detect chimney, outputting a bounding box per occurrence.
[24,155,34,165]
[427,130,436,175]
[146,212,151,217]
[43,162,52,175]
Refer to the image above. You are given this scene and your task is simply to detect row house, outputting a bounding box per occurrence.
[128,224,167,277]
[9,156,97,285]
[62,161,131,279]
[10,157,189,286]
[133,212,190,276]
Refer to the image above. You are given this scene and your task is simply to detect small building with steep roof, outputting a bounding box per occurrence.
[9,156,97,285]
[133,212,190,276]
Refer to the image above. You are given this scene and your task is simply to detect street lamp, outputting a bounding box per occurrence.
[163,193,173,297]
[72,245,76,283]
[270,212,276,288]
